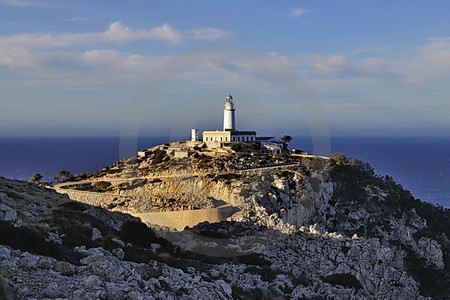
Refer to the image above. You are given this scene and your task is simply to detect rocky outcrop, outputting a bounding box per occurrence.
[0,245,234,300]
[166,221,425,299]
[2,148,450,299]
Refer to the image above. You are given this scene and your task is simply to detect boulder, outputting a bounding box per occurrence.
[56,261,77,276]
[0,246,11,260]
[91,227,102,241]
[46,232,63,244]
[112,248,125,260]
[0,203,17,222]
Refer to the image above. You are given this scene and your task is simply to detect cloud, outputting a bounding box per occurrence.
[188,28,232,40]
[0,0,48,7]
[5,20,450,93]
[0,21,231,50]
[389,40,450,83]
[314,55,346,74]
[291,9,307,18]
[293,38,450,84]
[0,21,233,71]
[428,37,450,41]
[64,17,88,22]
[100,22,181,43]
[80,49,121,64]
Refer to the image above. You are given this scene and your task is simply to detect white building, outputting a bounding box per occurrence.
[202,94,257,148]
[264,144,282,154]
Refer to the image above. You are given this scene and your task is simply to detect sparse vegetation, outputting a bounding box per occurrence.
[54,170,74,183]
[152,149,167,164]
[322,273,362,291]
[281,135,293,149]
[29,173,43,182]
[328,156,450,298]
[230,143,242,152]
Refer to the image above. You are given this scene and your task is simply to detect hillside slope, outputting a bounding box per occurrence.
[2,150,450,299]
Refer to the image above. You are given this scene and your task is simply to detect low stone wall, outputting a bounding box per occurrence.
[54,188,239,231]
[133,206,239,231]
[54,188,122,207]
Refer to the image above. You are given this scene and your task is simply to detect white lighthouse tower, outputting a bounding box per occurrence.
[203,93,256,146]
[223,93,236,131]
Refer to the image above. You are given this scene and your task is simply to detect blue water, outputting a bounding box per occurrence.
[0,137,169,183]
[0,136,449,208]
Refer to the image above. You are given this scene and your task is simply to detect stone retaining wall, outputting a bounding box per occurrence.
[54,188,123,207]
[133,206,239,231]
[53,188,238,230]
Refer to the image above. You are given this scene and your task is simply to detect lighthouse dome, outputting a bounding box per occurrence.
[226,94,233,101]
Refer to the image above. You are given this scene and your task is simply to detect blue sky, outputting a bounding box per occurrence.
[1,0,450,137]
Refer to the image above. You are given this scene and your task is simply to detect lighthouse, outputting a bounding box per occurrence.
[202,93,256,147]
[223,93,235,131]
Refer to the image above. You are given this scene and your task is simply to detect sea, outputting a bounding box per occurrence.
[0,136,449,208]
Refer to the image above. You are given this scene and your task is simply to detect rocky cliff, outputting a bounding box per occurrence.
[1,149,450,299]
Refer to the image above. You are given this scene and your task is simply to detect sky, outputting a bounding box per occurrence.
[1,0,450,138]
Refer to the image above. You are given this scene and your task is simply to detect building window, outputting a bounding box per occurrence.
[220,137,223,141]
[205,137,208,141]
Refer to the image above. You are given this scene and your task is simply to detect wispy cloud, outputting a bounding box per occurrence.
[0,21,232,50]
[4,19,450,92]
[0,0,48,7]
[104,22,183,43]
[293,38,450,84]
[428,37,450,41]
[290,8,307,18]
[64,17,88,22]
[188,28,233,41]
[0,22,233,86]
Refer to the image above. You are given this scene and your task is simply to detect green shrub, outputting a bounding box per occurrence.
[29,173,43,182]
[0,221,63,262]
[54,170,74,182]
[152,149,167,164]
[119,221,162,247]
[322,273,362,291]
[230,143,241,152]
[330,153,350,165]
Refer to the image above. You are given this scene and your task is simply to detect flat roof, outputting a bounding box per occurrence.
[265,145,281,149]
[256,137,274,140]
[231,130,256,135]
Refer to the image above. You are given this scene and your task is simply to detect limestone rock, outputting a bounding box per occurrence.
[91,227,102,241]
[46,232,63,244]
[112,248,125,260]
[416,237,444,269]
[209,269,220,278]
[0,203,17,222]
[56,261,76,276]
[0,246,11,260]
